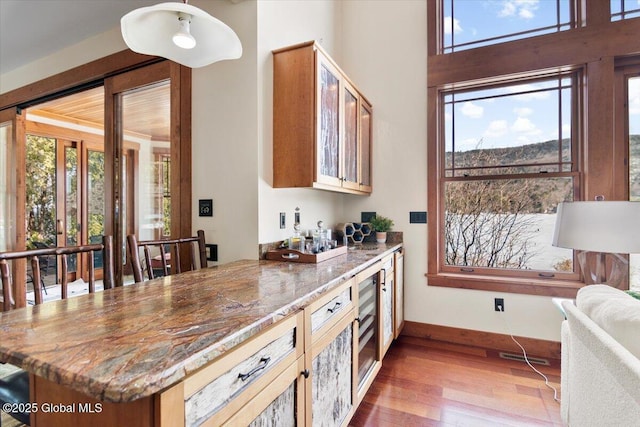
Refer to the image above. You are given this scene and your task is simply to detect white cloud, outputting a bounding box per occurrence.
[484,120,508,137]
[444,16,463,35]
[513,107,533,116]
[460,102,483,118]
[499,2,516,17]
[511,117,542,136]
[498,0,539,20]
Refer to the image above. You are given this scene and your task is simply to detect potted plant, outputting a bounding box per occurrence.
[369,215,394,243]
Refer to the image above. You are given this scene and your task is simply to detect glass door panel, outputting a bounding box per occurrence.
[360,101,372,190]
[88,149,105,269]
[121,81,171,242]
[629,75,639,289]
[357,272,378,389]
[0,120,16,252]
[63,144,79,275]
[25,135,57,248]
[318,56,341,186]
[343,83,359,190]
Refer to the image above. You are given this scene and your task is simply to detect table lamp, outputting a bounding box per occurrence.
[552,201,640,288]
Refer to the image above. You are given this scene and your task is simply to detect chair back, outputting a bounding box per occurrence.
[0,235,114,311]
[127,230,207,283]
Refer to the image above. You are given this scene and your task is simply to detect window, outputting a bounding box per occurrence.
[627,73,640,289]
[442,0,574,53]
[428,1,639,295]
[611,0,640,21]
[441,74,578,280]
[153,150,171,239]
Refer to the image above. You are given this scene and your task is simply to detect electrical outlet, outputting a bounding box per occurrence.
[280,212,286,229]
[494,298,504,312]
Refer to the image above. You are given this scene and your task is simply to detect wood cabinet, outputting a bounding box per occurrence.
[380,254,394,357]
[273,41,373,195]
[181,313,304,426]
[394,248,405,338]
[28,248,403,427]
[304,278,357,427]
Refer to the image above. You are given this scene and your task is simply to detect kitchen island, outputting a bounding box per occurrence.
[0,242,402,426]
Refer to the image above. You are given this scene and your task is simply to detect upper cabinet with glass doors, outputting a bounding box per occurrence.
[273,41,372,195]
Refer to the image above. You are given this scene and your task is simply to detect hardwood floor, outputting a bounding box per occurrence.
[350,335,562,427]
[1,335,561,426]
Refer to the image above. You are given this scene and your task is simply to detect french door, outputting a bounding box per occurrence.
[0,54,192,307]
[24,135,106,283]
[105,61,192,285]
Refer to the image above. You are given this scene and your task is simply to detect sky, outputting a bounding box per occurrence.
[443,0,640,153]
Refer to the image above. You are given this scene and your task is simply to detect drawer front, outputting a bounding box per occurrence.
[311,286,352,333]
[185,323,298,426]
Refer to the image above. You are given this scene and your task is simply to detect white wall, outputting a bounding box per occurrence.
[190,0,260,263]
[0,0,565,342]
[256,0,346,245]
[339,0,564,342]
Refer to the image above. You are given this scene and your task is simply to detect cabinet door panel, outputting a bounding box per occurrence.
[248,382,296,427]
[318,58,341,185]
[343,83,359,190]
[394,250,405,338]
[312,322,354,427]
[359,101,372,192]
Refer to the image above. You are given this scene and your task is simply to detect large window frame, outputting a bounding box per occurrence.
[427,1,640,297]
[440,71,582,283]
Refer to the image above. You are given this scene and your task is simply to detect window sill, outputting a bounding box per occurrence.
[426,272,582,298]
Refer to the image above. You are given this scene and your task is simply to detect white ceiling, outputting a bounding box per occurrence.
[0,0,161,74]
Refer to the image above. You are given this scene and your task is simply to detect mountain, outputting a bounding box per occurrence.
[445,135,640,212]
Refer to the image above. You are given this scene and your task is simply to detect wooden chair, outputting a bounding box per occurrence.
[0,235,114,426]
[127,230,207,283]
[0,235,114,312]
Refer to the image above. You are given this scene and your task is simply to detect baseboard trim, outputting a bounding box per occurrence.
[401,321,561,360]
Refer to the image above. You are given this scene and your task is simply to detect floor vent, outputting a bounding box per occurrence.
[499,352,550,366]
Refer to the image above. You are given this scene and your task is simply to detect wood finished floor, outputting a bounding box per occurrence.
[350,335,562,427]
[1,335,561,427]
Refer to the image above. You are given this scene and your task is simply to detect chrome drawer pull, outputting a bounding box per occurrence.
[238,356,271,381]
[327,301,342,313]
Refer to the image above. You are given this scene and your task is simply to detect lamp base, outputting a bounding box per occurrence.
[576,250,629,289]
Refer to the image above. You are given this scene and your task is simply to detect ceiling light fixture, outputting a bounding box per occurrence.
[172,12,196,50]
[121,0,242,68]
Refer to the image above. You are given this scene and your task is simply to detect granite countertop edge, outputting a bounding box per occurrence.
[0,242,402,403]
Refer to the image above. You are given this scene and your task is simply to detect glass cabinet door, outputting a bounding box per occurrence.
[359,100,372,192]
[316,53,342,187]
[342,82,359,190]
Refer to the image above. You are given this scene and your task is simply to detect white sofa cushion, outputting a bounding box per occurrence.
[576,284,640,359]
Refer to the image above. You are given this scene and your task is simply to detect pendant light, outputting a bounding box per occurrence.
[121,0,242,68]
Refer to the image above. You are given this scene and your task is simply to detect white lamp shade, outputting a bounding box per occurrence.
[121,2,242,68]
[552,201,640,253]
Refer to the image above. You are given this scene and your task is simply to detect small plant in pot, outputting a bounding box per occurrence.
[369,215,394,243]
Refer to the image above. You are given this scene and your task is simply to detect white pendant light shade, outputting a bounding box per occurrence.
[121,2,242,68]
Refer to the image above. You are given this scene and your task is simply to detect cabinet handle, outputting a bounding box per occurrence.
[238,356,271,381]
[381,268,387,287]
[327,301,342,313]
[301,369,310,379]
[355,317,360,323]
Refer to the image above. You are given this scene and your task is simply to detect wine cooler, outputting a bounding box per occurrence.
[357,266,380,393]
